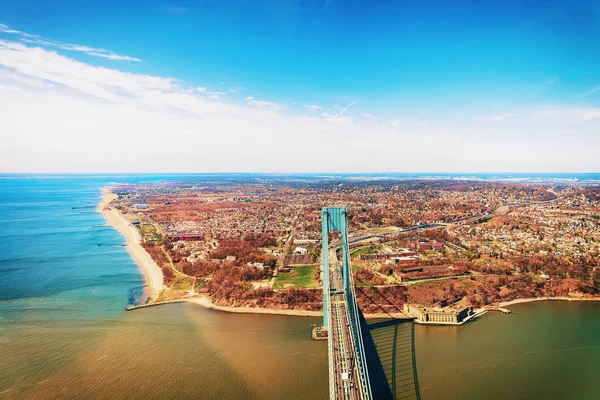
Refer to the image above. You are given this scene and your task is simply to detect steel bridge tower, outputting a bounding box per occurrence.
[321,207,352,328]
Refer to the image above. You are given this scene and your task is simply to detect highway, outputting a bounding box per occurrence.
[328,249,371,400]
[348,223,447,246]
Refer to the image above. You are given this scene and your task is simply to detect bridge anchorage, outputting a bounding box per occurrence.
[312,207,373,400]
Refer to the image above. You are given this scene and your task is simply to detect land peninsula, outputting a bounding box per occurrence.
[98,177,600,320]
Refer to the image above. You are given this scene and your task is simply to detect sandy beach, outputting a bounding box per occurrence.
[98,187,165,302]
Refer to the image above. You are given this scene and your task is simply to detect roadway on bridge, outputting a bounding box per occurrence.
[328,249,369,400]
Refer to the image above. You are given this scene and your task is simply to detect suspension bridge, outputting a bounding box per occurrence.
[316,207,421,400]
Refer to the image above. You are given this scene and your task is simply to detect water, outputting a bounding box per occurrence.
[1,175,600,399]
[0,176,328,399]
[415,301,600,400]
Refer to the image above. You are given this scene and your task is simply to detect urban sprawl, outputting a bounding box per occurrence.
[109,179,600,322]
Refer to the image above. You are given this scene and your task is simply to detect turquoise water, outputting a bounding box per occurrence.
[2,175,600,399]
[0,175,144,304]
[0,176,329,399]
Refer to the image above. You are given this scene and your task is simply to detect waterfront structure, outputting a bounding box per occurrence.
[404,304,474,324]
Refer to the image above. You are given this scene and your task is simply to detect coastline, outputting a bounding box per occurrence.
[186,296,411,320]
[499,296,600,308]
[185,295,600,320]
[187,296,323,317]
[97,187,166,302]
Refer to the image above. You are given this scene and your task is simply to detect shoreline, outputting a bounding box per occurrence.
[186,296,411,320]
[187,294,600,320]
[498,296,600,308]
[186,296,324,317]
[97,187,166,302]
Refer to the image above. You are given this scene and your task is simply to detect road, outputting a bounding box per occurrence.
[348,223,447,246]
[328,249,369,400]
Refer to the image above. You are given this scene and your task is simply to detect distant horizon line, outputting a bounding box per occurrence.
[1,172,599,176]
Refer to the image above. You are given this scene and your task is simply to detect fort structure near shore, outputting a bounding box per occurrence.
[404,303,474,325]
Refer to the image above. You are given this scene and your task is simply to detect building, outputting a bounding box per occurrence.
[391,256,417,265]
[359,251,416,261]
[284,254,313,264]
[410,241,444,251]
[170,234,203,241]
[294,239,318,245]
[404,304,474,324]
[279,265,295,273]
[295,246,308,254]
[134,204,148,209]
[248,262,267,269]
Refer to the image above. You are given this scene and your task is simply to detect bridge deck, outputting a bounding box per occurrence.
[322,207,420,400]
[329,250,370,400]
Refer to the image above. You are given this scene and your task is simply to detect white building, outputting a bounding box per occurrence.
[295,246,308,254]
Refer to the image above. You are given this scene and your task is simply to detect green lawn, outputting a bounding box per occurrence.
[159,278,193,300]
[274,264,319,289]
[350,246,379,258]
[139,225,162,242]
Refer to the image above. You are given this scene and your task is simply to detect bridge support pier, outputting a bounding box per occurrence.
[311,324,328,340]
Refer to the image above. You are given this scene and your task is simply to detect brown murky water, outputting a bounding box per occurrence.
[0,303,328,400]
[2,301,600,400]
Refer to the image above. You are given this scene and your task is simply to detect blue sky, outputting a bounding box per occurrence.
[0,0,599,172]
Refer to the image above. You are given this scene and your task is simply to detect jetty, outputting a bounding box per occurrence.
[125,299,186,311]
[486,307,512,314]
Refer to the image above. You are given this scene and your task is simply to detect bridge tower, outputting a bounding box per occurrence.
[320,207,351,328]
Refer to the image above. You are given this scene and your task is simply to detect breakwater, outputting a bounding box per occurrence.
[125,299,186,311]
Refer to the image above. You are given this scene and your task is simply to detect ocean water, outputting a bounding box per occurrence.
[0,175,329,399]
[1,174,600,400]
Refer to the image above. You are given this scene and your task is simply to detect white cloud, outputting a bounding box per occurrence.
[0,39,598,173]
[0,40,171,103]
[0,22,141,62]
[304,104,321,111]
[573,109,600,123]
[361,113,376,119]
[531,106,600,124]
[244,96,283,111]
[478,112,516,121]
[532,110,556,118]
[196,86,228,98]
[0,24,20,34]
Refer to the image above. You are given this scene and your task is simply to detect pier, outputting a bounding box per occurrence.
[125,299,186,311]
